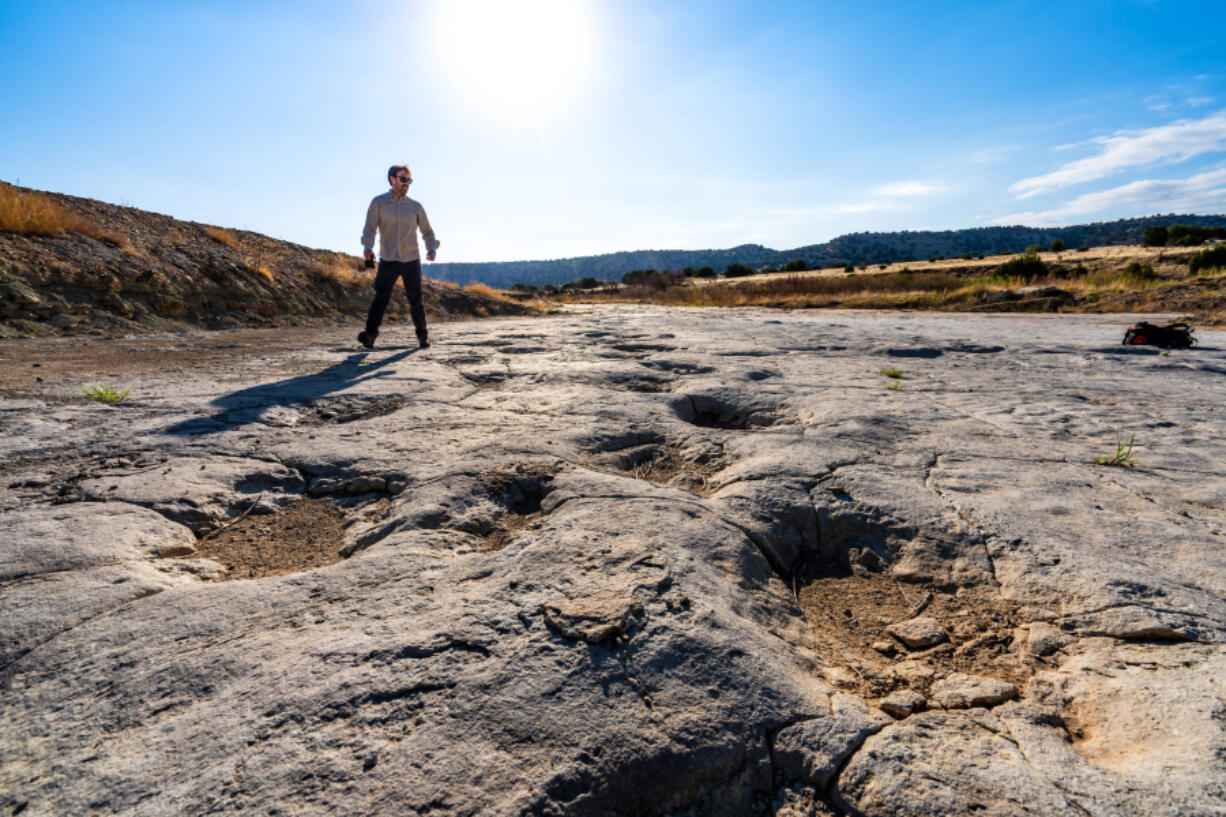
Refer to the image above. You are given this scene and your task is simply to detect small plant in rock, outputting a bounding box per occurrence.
[79,383,130,403]
[879,367,904,379]
[1094,433,1135,467]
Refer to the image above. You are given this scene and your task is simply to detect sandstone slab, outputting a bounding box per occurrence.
[1,306,1224,816]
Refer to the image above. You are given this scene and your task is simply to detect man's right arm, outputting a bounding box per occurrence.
[361,197,380,258]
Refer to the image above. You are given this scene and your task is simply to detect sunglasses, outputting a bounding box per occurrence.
[395,176,413,184]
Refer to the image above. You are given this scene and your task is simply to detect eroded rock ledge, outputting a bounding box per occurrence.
[2,305,1224,816]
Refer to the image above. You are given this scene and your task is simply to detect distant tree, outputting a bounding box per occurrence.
[543,284,559,294]
[959,253,972,260]
[843,263,855,273]
[578,276,601,290]
[1076,246,1090,252]
[622,269,648,285]
[1049,238,1067,253]
[509,283,539,294]
[827,262,844,269]
[696,266,717,278]
[927,256,936,263]
[724,263,754,278]
[761,266,778,274]
[1169,224,1226,246]
[878,263,888,270]
[1142,226,1167,247]
[784,259,808,272]
[1024,244,1044,255]
[681,266,696,277]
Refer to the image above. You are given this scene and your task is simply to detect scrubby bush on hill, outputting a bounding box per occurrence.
[784,259,808,272]
[993,253,1048,282]
[1122,261,1157,281]
[1189,245,1226,275]
[696,266,716,278]
[724,263,754,278]
[1049,239,1066,252]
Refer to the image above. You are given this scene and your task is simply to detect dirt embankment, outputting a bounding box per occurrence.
[0,183,536,338]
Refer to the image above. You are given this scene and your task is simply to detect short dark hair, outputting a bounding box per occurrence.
[387,164,410,183]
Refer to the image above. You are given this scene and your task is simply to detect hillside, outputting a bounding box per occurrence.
[430,214,1226,288]
[0,183,533,338]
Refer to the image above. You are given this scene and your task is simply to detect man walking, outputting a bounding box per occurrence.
[359,164,440,349]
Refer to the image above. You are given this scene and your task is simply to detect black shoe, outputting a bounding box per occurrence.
[358,331,375,349]
[417,330,430,349]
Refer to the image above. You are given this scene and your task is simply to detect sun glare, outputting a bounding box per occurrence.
[434,0,595,125]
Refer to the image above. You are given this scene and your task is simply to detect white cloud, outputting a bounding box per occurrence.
[1009,111,1226,198]
[1187,96,1215,108]
[993,167,1226,226]
[967,145,1019,164]
[872,180,948,197]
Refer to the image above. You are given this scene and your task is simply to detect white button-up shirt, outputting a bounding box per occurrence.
[361,191,438,262]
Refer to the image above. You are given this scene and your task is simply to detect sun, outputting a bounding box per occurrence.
[433,0,595,125]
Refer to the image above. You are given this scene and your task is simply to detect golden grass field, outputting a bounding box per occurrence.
[547,242,1226,325]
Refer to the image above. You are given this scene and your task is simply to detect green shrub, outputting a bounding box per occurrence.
[724,263,754,278]
[1024,244,1043,255]
[843,263,855,273]
[1189,245,1226,275]
[994,253,1048,282]
[784,259,808,272]
[1122,261,1156,281]
[696,266,716,278]
[1076,246,1089,252]
[1049,238,1066,252]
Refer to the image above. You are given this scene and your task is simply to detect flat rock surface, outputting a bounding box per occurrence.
[2,305,1225,816]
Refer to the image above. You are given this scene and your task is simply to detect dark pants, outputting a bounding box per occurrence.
[364,259,426,337]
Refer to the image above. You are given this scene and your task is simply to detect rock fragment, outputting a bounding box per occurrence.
[879,689,926,718]
[886,615,947,649]
[929,672,1018,709]
[542,594,644,644]
[1026,622,1070,656]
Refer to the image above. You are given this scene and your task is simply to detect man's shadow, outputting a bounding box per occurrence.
[165,347,418,436]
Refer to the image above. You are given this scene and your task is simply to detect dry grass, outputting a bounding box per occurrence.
[463,281,517,303]
[0,182,126,247]
[256,267,274,282]
[203,225,240,248]
[313,251,370,286]
[556,257,1202,313]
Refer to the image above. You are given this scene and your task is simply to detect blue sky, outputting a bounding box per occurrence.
[2,0,1224,262]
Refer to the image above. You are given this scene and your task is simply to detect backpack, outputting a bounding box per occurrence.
[1122,321,1196,349]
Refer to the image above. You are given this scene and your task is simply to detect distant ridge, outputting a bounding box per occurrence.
[431,214,1226,288]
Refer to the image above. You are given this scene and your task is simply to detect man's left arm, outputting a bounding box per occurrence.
[418,205,439,262]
